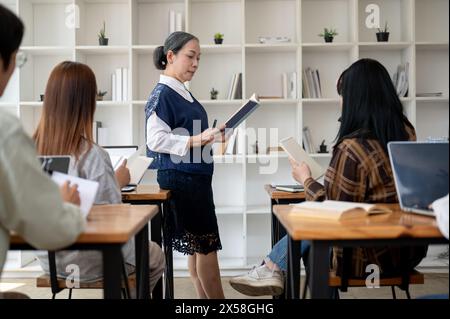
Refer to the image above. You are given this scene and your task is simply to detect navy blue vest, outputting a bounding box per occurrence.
[145,83,214,176]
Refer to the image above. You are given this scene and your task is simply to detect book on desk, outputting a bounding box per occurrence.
[289,200,392,220]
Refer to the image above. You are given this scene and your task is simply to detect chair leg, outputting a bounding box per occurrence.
[391,286,397,299]
[121,288,127,299]
[334,288,340,300]
[302,273,309,299]
[68,289,73,299]
[121,263,130,299]
[52,293,56,299]
[405,288,411,299]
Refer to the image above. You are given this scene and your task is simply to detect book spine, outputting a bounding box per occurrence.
[116,68,122,102]
[122,67,128,102]
[282,73,288,99]
[175,12,183,31]
[169,10,176,35]
[112,73,116,101]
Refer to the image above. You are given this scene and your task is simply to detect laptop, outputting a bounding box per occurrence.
[388,142,449,216]
[38,156,70,174]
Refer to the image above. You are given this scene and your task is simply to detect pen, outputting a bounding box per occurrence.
[212,119,217,128]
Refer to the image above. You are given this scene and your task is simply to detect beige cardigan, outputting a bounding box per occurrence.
[0,111,85,275]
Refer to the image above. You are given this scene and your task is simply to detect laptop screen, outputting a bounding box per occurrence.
[388,142,449,211]
[38,156,70,174]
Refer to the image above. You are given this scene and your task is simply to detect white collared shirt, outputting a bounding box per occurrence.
[146,74,192,157]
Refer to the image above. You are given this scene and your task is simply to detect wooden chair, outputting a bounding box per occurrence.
[302,248,425,299]
[36,252,135,299]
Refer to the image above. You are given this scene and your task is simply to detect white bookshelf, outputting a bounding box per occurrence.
[1,0,448,271]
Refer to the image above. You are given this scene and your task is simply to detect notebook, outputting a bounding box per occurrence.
[279,137,326,180]
[272,184,304,193]
[51,172,99,220]
[388,141,449,217]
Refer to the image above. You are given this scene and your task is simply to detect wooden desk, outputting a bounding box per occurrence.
[264,185,306,247]
[10,204,158,300]
[122,185,173,299]
[273,204,448,299]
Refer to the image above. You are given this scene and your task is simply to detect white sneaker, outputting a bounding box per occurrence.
[229,264,284,296]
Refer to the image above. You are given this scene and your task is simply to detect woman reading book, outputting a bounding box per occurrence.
[230,58,428,297]
[146,32,226,298]
[33,61,165,292]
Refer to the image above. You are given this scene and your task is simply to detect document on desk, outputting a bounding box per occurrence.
[51,172,99,219]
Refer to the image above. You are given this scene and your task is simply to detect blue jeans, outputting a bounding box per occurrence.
[267,235,311,272]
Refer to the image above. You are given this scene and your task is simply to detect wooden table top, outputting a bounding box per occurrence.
[264,184,306,200]
[10,204,158,245]
[273,204,445,241]
[121,185,171,201]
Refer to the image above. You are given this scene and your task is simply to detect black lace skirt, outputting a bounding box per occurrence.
[157,169,222,255]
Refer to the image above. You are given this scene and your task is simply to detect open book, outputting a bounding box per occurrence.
[225,93,260,129]
[290,200,392,220]
[106,148,153,185]
[279,136,326,179]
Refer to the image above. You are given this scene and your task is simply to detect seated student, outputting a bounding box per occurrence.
[33,61,165,292]
[0,4,85,298]
[230,58,428,296]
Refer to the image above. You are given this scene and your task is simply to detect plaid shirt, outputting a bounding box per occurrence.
[303,126,427,278]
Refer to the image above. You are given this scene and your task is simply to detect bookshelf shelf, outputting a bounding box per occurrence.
[3,0,448,272]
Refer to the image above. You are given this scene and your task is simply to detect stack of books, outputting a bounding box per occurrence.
[169,10,183,34]
[302,67,322,98]
[302,126,315,154]
[111,67,128,102]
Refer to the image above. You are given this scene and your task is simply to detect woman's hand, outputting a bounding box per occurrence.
[115,159,131,188]
[190,125,225,147]
[289,157,312,185]
[59,181,81,206]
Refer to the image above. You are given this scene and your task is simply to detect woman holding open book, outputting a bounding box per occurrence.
[146,32,226,299]
[230,58,428,297]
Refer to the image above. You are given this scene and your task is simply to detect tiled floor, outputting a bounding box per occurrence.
[0,273,448,299]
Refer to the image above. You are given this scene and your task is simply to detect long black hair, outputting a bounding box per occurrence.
[153,31,198,70]
[336,58,414,152]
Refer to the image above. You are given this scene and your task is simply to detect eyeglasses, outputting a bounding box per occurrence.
[16,51,27,69]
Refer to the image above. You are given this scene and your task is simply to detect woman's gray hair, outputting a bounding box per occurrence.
[153,31,198,70]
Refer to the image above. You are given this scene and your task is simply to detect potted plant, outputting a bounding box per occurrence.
[214,33,224,45]
[376,22,389,42]
[96,90,107,101]
[210,88,218,100]
[319,28,338,43]
[98,21,109,46]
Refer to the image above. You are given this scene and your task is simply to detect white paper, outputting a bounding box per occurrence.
[51,172,99,219]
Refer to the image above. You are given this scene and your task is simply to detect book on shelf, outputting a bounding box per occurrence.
[289,200,392,221]
[93,121,102,143]
[111,67,128,102]
[272,184,304,193]
[416,92,443,97]
[258,36,291,44]
[281,72,297,99]
[302,68,322,98]
[393,63,409,98]
[302,126,315,154]
[169,10,183,34]
[228,73,242,100]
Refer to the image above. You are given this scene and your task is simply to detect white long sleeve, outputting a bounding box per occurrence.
[146,112,190,157]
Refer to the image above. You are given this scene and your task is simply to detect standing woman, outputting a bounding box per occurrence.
[146,31,225,299]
